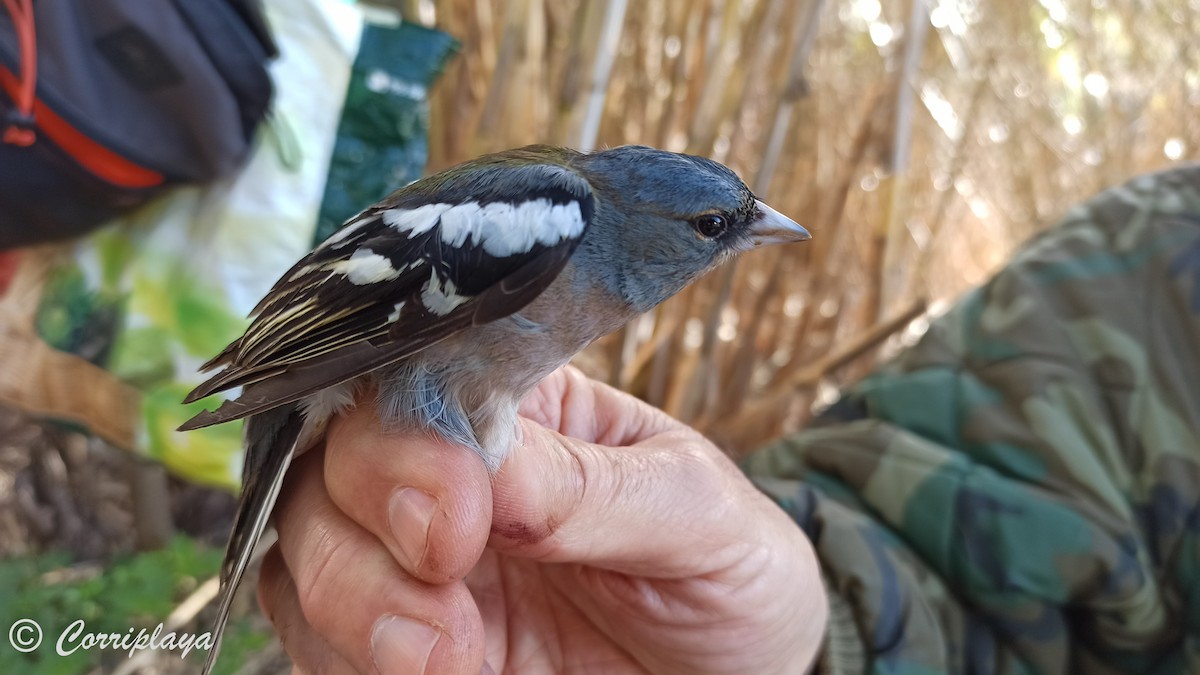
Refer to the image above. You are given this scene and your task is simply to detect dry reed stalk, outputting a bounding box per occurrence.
[755,0,825,194]
[877,0,930,313]
[472,0,530,154]
[550,0,593,144]
[917,53,992,293]
[577,0,627,150]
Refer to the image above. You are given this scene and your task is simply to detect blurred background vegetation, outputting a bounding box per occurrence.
[2,0,1196,672]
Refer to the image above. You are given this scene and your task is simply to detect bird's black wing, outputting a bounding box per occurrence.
[180,159,594,430]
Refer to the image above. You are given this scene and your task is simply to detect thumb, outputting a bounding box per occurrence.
[489,414,752,576]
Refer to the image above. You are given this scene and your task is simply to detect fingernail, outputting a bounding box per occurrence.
[371,615,440,674]
[514,418,526,446]
[389,487,437,569]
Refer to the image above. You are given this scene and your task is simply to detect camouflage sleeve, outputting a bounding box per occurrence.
[743,165,1200,675]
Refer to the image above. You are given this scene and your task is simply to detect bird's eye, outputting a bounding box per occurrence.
[691,214,728,238]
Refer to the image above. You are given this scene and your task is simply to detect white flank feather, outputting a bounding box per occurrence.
[329,249,402,285]
[420,268,469,315]
[298,383,358,428]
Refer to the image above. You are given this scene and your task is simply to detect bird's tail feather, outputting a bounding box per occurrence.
[202,404,304,675]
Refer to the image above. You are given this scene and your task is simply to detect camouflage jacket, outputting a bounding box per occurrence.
[744,165,1200,674]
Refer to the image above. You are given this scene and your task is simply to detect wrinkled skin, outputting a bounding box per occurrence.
[258,367,826,674]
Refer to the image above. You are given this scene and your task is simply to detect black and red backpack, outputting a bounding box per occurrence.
[0,0,275,248]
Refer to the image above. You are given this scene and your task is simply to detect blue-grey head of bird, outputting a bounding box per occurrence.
[570,145,810,313]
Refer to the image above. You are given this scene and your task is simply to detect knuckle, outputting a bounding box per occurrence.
[665,435,737,501]
[433,583,477,630]
[294,517,359,633]
[256,551,288,624]
[490,432,591,555]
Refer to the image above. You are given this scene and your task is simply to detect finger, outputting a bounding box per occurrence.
[518,365,676,445]
[274,447,485,674]
[258,546,360,674]
[494,410,757,576]
[462,551,509,670]
[323,395,492,584]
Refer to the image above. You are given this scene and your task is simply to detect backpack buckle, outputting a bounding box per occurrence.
[3,109,36,146]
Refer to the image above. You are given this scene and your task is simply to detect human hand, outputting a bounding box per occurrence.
[258,366,827,674]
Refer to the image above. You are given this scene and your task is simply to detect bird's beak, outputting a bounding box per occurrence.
[750,200,811,246]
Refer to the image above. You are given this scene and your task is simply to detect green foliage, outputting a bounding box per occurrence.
[0,537,269,674]
[143,383,244,490]
[127,266,246,361]
[211,616,273,675]
[107,326,176,389]
[34,264,125,366]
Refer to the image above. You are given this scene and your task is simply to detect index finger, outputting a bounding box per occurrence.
[322,395,493,584]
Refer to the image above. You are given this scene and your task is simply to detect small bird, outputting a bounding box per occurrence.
[180,144,810,673]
